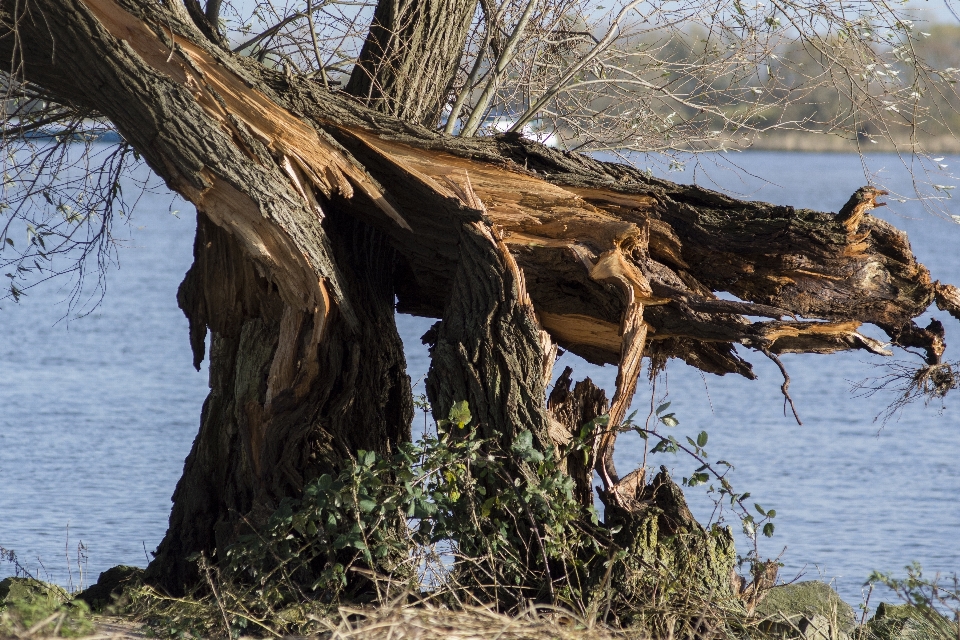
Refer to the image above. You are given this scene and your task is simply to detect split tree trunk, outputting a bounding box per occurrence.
[154,207,412,588]
[5,0,959,602]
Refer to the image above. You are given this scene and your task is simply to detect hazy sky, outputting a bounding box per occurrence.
[906,0,960,24]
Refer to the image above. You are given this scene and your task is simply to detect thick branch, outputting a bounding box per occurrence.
[7,0,955,395]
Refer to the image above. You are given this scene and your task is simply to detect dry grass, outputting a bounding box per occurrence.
[49,603,637,640]
[317,601,640,640]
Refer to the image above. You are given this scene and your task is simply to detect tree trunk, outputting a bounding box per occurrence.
[5,0,959,603]
[1,0,418,592]
[345,0,479,127]
[151,207,412,589]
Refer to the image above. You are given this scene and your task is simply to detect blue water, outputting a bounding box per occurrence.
[1,150,957,608]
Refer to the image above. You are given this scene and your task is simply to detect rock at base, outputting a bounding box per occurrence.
[76,565,144,612]
[755,580,856,638]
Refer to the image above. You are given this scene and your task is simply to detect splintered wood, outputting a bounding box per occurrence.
[75,0,958,503]
[80,0,406,331]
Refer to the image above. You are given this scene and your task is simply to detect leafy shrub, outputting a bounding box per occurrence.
[129,401,768,638]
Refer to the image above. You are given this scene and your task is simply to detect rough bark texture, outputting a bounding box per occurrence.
[0,0,415,590]
[4,0,958,600]
[424,219,555,453]
[344,0,478,127]
[156,209,411,587]
[547,367,608,508]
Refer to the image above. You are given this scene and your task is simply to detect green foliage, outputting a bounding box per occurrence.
[0,578,94,638]
[414,419,607,608]
[225,447,416,605]
[129,402,610,637]
[129,401,772,638]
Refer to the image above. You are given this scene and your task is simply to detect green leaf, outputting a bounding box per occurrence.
[514,429,533,452]
[763,522,775,537]
[448,400,472,429]
[660,413,679,427]
[655,401,671,415]
[767,509,776,518]
[358,499,377,513]
[512,430,544,462]
[754,503,766,516]
[697,431,708,447]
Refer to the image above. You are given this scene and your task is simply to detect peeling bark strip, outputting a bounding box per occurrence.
[328,129,941,372]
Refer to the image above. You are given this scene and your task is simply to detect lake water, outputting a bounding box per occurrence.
[1,150,958,608]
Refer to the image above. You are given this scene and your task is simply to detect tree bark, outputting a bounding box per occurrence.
[5,0,959,601]
[424,219,555,454]
[1,0,417,591]
[547,368,608,508]
[153,208,412,589]
[345,0,479,127]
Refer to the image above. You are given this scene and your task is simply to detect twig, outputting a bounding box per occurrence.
[761,347,802,425]
[200,554,232,637]
[165,18,176,63]
[305,0,329,90]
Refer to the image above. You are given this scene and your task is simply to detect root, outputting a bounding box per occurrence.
[854,360,958,425]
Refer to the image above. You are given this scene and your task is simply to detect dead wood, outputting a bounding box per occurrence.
[3,0,957,591]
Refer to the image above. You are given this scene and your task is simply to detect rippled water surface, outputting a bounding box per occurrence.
[1,150,958,606]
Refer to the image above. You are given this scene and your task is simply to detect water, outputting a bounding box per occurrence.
[1,150,957,608]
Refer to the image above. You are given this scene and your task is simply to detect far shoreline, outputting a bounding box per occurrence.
[722,133,960,154]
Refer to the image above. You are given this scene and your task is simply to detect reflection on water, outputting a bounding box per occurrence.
[1,151,958,607]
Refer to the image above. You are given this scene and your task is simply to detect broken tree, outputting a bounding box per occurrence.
[2,0,958,606]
